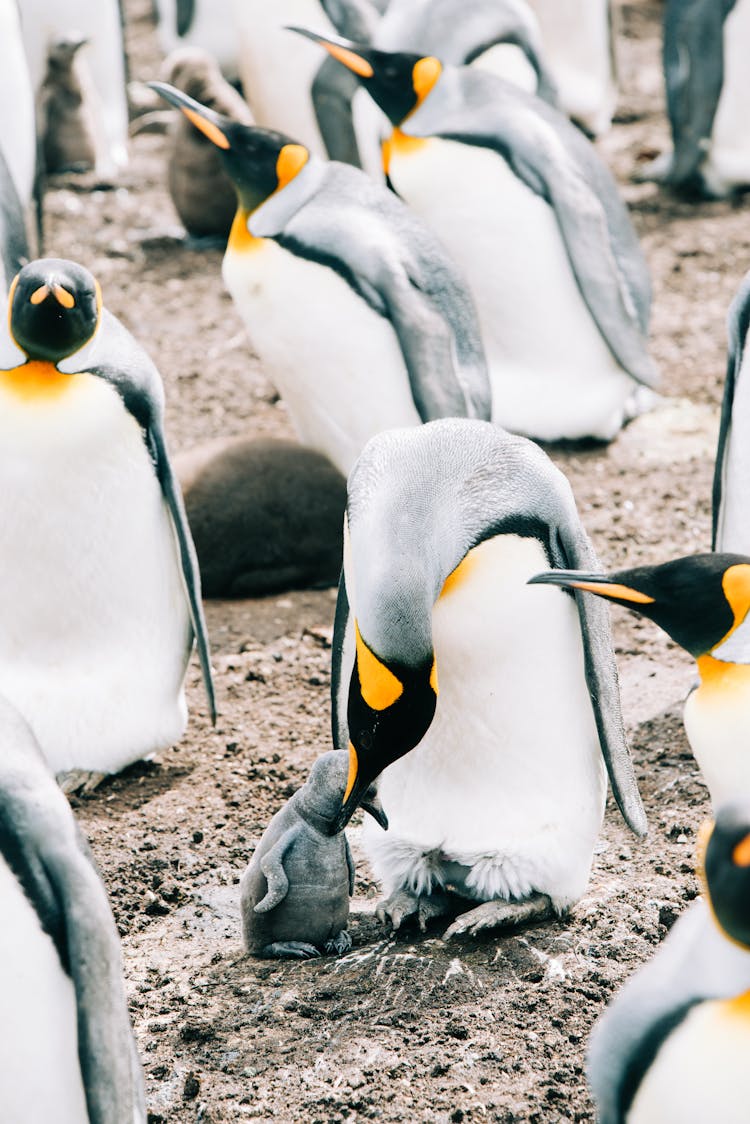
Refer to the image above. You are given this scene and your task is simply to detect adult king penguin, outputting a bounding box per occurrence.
[0,258,214,788]
[588,801,750,1123]
[300,30,658,443]
[331,419,646,937]
[0,694,146,1123]
[529,554,750,807]
[713,268,750,555]
[652,0,750,198]
[151,82,491,476]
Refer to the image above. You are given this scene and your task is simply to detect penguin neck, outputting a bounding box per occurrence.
[695,655,750,693]
[294,789,337,836]
[229,158,327,253]
[0,358,77,401]
[382,128,431,176]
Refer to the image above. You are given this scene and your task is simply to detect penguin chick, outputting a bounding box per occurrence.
[0,257,215,785]
[0,693,146,1123]
[529,553,750,807]
[162,47,254,240]
[298,29,657,443]
[176,436,347,597]
[38,34,98,173]
[150,81,490,476]
[240,750,387,959]
[588,801,750,1124]
[331,418,645,940]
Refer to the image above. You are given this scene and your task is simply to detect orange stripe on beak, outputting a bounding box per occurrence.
[30,284,49,305]
[52,285,75,309]
[568,581,655,605]
[183,107,230,149]
[324,43,374,77]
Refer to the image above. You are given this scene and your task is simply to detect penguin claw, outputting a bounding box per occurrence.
[260,941,321,960]
[57,769,108,796]
[376,889,453,933]
[442,893,554,940]
[324,930,352,956]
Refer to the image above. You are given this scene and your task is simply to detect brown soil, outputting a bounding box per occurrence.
[43,1,745,1120]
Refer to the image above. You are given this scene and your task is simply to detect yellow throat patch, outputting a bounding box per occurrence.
[0,360,80,401]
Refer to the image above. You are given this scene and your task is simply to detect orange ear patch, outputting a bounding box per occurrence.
[733,832,750,867]
[355,623,403,711]
[276,144,309,190]
[412,56,442,105]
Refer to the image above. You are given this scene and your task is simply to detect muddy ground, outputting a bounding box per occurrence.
[39,0,750,1120]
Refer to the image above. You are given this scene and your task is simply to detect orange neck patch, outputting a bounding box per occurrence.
[0,360,77,401]
[382,129,429,175]
[695,655,750,696]
[227,207,265,255]
[724,989,750,1018]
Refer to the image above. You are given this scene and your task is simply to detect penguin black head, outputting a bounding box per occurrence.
[528,553,750,660]
[702,802,750,948]
[301,750,388,833]
[150,82,310,215]
[9,258,101,364]
[288,26,443,128]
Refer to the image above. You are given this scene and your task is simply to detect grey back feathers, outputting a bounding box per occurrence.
[339,419,646,835]
[0,695,145,1124]
[713,267,750,552]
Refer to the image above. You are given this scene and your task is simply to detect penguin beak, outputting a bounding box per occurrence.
[330,742,371,834]
[149,81,232,150]
[360,782,388,831]
[528,570,656,607]
[286,26,375,78]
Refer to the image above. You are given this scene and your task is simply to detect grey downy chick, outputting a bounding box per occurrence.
[39,34,99,173]
[241,750,387,959]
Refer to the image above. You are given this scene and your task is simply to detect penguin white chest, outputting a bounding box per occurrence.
[0,855,88,1123]
[628,995,750,1124]
[683,664,750,808]
[0,370,191,774]
[223,237,422,475]
[388,136,633,441]
[366,534,605,908]
[706,0,750,195]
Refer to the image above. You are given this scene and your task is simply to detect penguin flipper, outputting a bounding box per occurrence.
[345,833,355,896]
[712,269,750,548]
[175,0,195,38]
[552,525,647,837]
[254,824,302,913]
[312,58,363,166]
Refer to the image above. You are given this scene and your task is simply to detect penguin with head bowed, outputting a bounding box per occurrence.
[646,0,750,198]
[0,693,146,1123]
[713,267,750,556]
[587,801,750,1124]
[151,82,490,476]
[529,553,750,808]
[0,257,215,790]
[241,749,387,959]
[298,28,658,444]
[331,418,646,938]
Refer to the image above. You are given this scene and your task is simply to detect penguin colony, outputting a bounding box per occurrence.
[2,1,750,1120]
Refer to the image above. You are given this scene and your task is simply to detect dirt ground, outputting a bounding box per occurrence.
[39,1,750,1120]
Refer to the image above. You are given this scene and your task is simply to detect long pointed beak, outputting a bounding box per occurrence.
[148,81,232,149]
[528,571,655,605]
[361,783,388,831]
[330,760,375,835]
[285,25,375,77]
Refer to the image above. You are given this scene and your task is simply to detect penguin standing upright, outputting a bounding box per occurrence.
[713,268,750,554]
[530,553,750,807]
[0,0,36,221]
[587,801,750,1123]
[654,0,750,198]
[300,31,658,443]
[0,257,214,787]
[151,83,491,476]
[38,35,99,174]
[0,148,29,302]
[330,419,645,937]
[0,693,146,1123]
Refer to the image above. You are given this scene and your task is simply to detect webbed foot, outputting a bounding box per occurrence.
[57,769,107,796]
[260,941,321,960]
[324,930,352,956]
[443,892,554,940]
[376,888,454,933]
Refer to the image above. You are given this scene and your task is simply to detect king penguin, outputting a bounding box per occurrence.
[651,0,750,198]
[587,801,750,1123]
[0,257,214,787]
[0,147,29,302]
[151,82,491,476]
[0,693,146,1123]
[0,0,37,229]
[713,267,750,554]
[529,553,750,808]
[330,418,646,937]
[299,30,658,443]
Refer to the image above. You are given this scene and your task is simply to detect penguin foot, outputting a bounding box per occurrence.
[260,941,321,960]
[57,769,108,796]
[376,888,454,933]
[442,893,554,940]
[324,930,352,956]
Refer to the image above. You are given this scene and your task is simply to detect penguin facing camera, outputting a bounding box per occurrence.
[241,750,387,959]
[530,552,750,808]
[331,418,646,939]
[0,257,214,791]
[176,435,347,597]
[300,28,658,443]
[162,46,254,241]
[38,34,99,174]
[0,693,146,1124]
[588,801,750,1123]
[151,81,491,476]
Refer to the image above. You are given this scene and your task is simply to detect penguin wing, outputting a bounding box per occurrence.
[74,311,216,723]
[663,0,736,187]
[254,824,302,913]
[552,519,647,836]
[175,0,195,37]
[0,698,143,1124]
[312,59,364,165]
[407,71,657,385]
[712,268,750,548]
